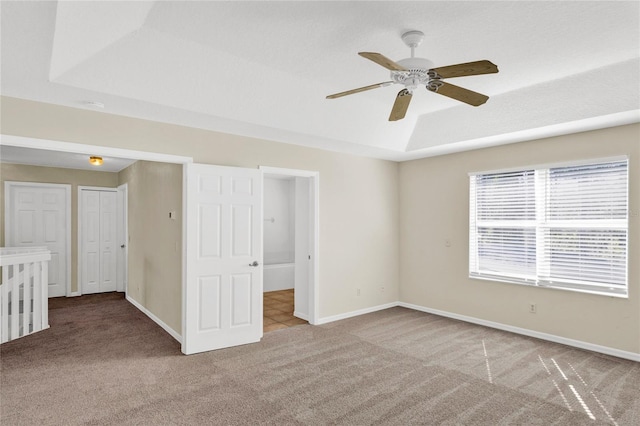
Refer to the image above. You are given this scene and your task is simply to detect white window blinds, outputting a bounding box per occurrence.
[469,158,628,297]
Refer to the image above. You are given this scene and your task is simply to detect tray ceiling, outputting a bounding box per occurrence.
[1,1,638,161]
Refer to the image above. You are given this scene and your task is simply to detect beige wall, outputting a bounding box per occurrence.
[1,97,400,327]
[0,163,119,293]
[118,161,183,334]
[2,97,637,355]
[399,124,640,354]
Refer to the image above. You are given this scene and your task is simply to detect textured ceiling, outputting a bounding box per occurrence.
[1,1,638,162]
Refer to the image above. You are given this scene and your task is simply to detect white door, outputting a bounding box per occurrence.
[80,189,117,294]
[6,182,69,298]
[183,163,263,355]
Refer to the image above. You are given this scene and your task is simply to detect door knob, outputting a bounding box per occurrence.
[249,261,259,267]
[120,244,126,248]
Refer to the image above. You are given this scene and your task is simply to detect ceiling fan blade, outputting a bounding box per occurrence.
[427,81,489,106]
[430,60,498,79]
[359,52,407,71]
[326,81,394,99]
[389,89,412,121]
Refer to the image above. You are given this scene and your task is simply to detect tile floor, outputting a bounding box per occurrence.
[263,289,308,332]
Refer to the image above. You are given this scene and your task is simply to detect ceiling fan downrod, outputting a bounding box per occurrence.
[392,31,434,93]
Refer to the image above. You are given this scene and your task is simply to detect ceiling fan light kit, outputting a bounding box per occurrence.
[327,30,499,121]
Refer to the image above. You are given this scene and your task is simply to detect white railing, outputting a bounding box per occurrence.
[0,247,51,343]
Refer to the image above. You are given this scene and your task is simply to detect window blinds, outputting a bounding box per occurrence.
[469,158,628,297]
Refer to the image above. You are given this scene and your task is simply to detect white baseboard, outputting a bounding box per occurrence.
[315,302,398,325]
[293,311,309,321]
[68,292,80,297]
[398,302,640,363]
[126,295,182,344]
[119,293,639,362]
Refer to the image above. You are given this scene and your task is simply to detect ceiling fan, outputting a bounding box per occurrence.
[326,30,499,121]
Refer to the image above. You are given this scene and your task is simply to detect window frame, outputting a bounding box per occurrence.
[469,156,629,298]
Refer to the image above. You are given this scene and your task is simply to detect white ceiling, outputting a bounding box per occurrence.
[0,145,136,173]
[1,1,638,163]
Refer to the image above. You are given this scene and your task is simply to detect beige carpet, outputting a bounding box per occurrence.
[1,293,638,425]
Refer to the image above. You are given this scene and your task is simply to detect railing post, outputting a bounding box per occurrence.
[23,262,31,335]
[1,265,9,343]
[11,264,20,340]
[33,260,42,333]
[41,261,49,329]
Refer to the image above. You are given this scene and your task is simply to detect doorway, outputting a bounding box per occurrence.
[2,135,190,345]
[2,135,320,354]
[260,166,319,329]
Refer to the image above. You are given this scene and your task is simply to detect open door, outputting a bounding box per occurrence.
[183,163,263,355]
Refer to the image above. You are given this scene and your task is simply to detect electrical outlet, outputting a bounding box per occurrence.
[356,288,361,296]
[445,239,451,247]
[529,303,537,314]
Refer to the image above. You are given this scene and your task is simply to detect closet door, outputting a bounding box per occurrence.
[99,191,117,292]
[6,182,70,298]
[80,189,117,294]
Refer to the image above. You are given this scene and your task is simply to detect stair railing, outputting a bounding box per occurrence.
[0,247,51,343]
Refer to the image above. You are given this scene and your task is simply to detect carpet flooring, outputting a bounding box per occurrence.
[1,293,638,425]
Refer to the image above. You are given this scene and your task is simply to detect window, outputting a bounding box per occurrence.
[469,158,628,297]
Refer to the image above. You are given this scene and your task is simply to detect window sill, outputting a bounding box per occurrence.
[469,274,629,299]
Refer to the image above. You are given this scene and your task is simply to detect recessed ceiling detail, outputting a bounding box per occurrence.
[1,1,638,161]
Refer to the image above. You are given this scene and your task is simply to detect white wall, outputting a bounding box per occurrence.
[263,176,295,265]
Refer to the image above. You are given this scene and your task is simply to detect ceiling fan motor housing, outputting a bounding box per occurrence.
[391,57,436,92]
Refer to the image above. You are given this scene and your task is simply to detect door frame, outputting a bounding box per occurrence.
[116,183,128,293]
[77,186,119,295]
[259,166,320,325]
[4,180,72,297]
